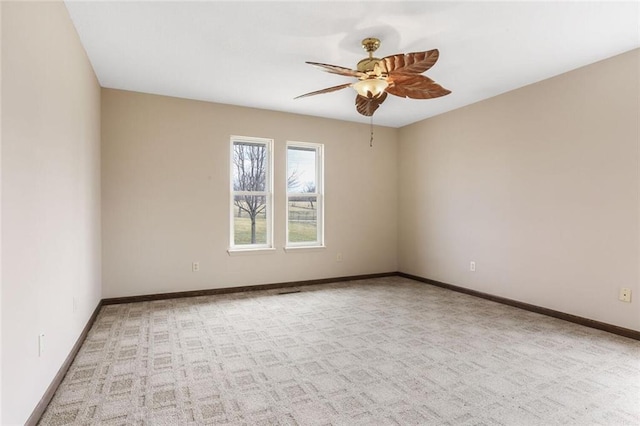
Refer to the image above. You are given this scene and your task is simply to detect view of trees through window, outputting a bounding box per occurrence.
[231,138,322,248]
[232,140,270,245]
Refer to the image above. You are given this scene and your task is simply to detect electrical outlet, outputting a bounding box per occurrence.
[619,288,632,303]
[73,297,78,313]
[192,262,200,272]
[470,261,476,272]
[336,253,343,262]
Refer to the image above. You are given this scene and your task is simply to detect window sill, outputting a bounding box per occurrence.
[227,248,277,256]
[283,245,326,253]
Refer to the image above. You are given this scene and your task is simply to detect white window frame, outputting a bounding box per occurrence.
[229,136,274,252]
[286,141,324,248]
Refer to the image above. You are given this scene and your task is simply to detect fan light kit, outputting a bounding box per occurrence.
[353,78,388,98]
[296,37,451,117]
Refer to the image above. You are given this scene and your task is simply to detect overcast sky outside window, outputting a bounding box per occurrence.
[288,147,316,192]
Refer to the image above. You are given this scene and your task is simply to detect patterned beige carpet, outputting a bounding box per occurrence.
[39,276,640,425]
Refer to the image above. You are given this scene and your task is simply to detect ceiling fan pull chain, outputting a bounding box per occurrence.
[370,116,374,147]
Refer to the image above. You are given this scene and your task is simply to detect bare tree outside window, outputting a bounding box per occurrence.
[287,169,301,191]
[303,183,316,208]
[233,142,267,244]
[230,139,273,247]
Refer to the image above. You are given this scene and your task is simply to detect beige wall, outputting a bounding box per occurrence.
[0,1,3,421]
[398,49,640,331]
[101,89,398,298]
[1,2,102,424]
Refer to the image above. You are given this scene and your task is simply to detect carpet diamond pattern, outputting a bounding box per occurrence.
[39,277,640,425]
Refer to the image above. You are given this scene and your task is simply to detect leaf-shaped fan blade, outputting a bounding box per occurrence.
[378,49,440,75]
[355,92,388,117]
[294,83,353,99]
[306,62,365,78]
[386,75,451,99]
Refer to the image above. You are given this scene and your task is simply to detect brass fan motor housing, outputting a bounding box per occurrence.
[357,57,380,73]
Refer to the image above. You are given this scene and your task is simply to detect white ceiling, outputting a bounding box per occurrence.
[64,1,640,128]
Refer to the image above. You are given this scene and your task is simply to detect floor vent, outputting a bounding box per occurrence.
[277,290,301,295]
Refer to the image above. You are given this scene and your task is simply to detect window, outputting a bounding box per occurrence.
[286,142,324,247]
[230,136,273,249]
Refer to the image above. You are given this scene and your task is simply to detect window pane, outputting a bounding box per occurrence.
[233,142,266,191]
[234,195,267,245]
[287,146,316,193]
[288,196,317,243]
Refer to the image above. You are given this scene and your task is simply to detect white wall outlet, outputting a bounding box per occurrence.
[192,262,200,272]
[38,334,45,357]
[73,297,78,313]
[336,253,343,262]
[470,261,476,272]
[619,288,632,303]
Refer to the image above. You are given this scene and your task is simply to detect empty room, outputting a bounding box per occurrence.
[1,1,639,425]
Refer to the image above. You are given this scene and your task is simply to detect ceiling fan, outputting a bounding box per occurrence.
[295,38,451,117]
